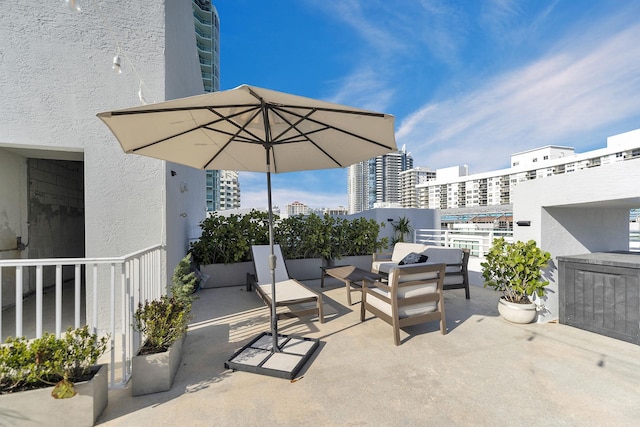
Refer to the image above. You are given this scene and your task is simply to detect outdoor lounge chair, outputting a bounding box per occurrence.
[361,263,446,345]
[249,245,324,323]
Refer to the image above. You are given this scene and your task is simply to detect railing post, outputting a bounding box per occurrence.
[75,264,81,329]
[36,265,43,338]
[56,264,62,337]
[15,266,22,338]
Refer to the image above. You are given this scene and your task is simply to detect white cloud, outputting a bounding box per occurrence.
[397,17,640,173]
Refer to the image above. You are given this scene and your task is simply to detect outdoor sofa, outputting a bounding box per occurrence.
[372,242,471,299]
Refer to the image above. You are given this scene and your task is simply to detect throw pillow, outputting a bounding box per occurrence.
[398,252,429,265]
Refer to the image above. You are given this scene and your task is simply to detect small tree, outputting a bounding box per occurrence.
[171,253,198,305]
[391,216,412,244]
[481,238,551,304]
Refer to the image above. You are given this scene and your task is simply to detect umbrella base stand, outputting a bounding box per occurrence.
[224,332,320,379]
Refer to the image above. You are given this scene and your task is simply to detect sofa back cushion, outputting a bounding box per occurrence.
[391,243,429,262]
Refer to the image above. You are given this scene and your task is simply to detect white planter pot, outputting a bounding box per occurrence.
[498,297,537,324]
[200,261,255,288]
[0,364,108,427]
[132,336,184,396]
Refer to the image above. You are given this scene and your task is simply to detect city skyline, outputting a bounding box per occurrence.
[215,1,640,210]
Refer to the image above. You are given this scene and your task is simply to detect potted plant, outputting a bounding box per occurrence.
[131,293,191,396]
[481,238,552,324]
[391,216,412,245]
[0,325,109,426]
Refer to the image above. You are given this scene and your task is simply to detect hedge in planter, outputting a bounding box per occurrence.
[190,209,270,265]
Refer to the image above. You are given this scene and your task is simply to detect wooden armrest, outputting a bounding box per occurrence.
[363,276,391,292]
[372,252,393,262]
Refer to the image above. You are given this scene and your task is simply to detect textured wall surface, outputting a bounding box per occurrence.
[0,2,206,321]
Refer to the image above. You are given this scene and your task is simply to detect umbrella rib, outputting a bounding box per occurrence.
[268,107,344,168]
[271,105,395,150]
[201,106,266,169]
[128,105,262,153]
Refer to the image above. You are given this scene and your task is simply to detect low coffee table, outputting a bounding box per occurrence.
[320,265,384,306]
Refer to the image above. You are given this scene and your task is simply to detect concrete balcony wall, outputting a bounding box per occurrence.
[513,158,640,322]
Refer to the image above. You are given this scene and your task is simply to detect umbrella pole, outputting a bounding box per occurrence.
[266,150,279,353]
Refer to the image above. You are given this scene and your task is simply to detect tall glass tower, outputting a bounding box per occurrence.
[347,145,413,213]
[192,1,240,211]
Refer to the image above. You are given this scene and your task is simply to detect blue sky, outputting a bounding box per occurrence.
[214,0,640,211]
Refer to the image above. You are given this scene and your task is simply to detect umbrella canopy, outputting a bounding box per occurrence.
[97,84,397,355]
[97,84,396,173]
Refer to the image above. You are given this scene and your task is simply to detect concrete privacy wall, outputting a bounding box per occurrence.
[512,159,640,322]
[0,2,206,326]
[344,208,440,250]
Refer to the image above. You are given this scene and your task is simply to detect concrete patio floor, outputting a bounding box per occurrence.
[97,278,640,426]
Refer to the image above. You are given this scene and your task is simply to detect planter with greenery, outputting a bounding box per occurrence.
[390,216,412,245]
[481,238,552,324]
[190,210,388,284]
[191,210,270,287]
[0,325,109,426]
[131,257,194,396]
[330,216,388,270]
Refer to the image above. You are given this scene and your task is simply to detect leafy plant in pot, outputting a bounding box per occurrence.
[1,326,109,426]
[132,294,191,396]
[481,238,551,324]
[1,325,108,398]
[131,254,197,396]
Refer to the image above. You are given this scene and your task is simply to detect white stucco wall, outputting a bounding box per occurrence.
[512,159,640,322]
[345,208,440,249]
[0,2,205,324]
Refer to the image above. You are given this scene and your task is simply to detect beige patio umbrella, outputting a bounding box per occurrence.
[97,84,396,374]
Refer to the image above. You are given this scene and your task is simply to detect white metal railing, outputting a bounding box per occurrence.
[415,228,640,255]
[414,229,514,257]
[0,244,165,388]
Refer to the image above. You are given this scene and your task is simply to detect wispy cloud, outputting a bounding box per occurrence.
[397,14,640,173]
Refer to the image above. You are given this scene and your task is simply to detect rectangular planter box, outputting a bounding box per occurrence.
[132,336,184,396]
[0,364,108,427]
[332,255,373,272]
[200,261,255,288]
[285,258,326,281]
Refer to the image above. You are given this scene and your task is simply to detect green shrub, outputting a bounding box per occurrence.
[134,295,190,355]
[481,238,551,304]
[190,209,270,264]
[190,210,387,263]
[0,326,108,398]
[171,253,199,305]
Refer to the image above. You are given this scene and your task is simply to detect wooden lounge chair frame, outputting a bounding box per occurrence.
[249,245,324,323]
[361,263,446,345]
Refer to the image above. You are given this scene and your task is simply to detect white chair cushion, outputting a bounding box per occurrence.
[390,243,429,263]
[252,244,290,283]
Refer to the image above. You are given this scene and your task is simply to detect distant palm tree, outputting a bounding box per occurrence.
[391,216,413,244]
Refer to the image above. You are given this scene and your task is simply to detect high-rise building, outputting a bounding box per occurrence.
[400,167,436,208]
[416,129,640,209]
[192,1,240,211]
[218,170,241,210]
[348,145,413,213]
[286,201,310,216]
